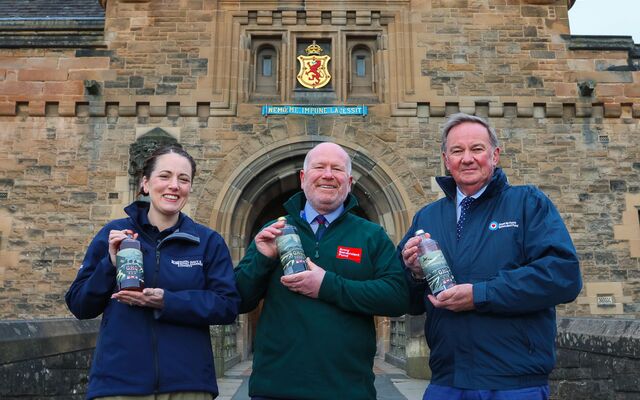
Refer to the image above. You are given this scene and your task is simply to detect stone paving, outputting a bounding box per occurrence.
[217,357,428,400]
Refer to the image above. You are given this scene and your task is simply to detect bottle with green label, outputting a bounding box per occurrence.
[276,216,308,276]
[415,229,455,295]
[116,234,145,291]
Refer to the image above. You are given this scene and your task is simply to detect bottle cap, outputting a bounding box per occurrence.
[120,236,140,250]
[415,229,425,236]
[278,216,287,222]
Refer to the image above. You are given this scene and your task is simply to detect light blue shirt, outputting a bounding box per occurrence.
[302,202,344,234]
[456,185,487,221]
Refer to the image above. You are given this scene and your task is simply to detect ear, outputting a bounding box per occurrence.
[141,176,150,195]
[299,169,305,189]
[492,147,501,166]
[442,152,450,171]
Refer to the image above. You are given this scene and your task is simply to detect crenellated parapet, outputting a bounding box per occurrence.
[0,99,638,119]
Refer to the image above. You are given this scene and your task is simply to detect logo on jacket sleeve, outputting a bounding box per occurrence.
[336,246,362,263]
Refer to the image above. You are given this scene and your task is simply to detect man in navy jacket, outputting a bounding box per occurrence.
[399,113,582,400]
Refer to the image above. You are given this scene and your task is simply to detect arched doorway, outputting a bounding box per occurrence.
[211,138,412,361]
[244,155,376,242]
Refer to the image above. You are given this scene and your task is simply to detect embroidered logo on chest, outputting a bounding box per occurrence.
[488,220,519,231]
[336,246,362,263]
[171,259,203,268]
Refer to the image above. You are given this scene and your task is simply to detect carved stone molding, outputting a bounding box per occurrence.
[525,0,576,7]
[523,0,556,4]
[0,100,639,119]
[100,0,151,8]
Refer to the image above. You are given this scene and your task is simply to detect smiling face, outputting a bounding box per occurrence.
[300,143,353,215]
[443,121,500,196]
[141,152,193,225]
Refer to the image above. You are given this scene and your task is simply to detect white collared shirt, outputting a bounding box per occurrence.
[302,202,344,234]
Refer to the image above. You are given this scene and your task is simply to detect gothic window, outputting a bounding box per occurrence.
[128,128,178,201]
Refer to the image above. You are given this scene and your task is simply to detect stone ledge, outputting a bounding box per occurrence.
[566,35,636,52]
[556,317,640,359]
[0,318,100,364]
[0,19,105,49]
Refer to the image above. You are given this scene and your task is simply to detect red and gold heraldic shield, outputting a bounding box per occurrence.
[296,54,331,89]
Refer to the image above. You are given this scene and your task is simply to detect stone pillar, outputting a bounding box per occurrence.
[210,325,226,378]
[404,314,431,379]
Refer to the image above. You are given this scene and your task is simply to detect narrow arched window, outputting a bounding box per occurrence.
[262,55,272,77]
[356,55,366,77]
[255,45,278,94]
[350,44,374,97]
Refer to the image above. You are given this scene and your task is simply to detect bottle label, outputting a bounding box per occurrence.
[277,233,307,275]
[418,249,455,295]
[116,248,144,289]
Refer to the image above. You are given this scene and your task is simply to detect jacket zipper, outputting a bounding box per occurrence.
[153,243,161,392]
[124,215,200,393]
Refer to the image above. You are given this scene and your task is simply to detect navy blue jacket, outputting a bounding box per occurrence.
[66,201,240,399]
[398,168,582,390]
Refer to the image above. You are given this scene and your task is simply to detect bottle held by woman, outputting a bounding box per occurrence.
[116,234,145,291]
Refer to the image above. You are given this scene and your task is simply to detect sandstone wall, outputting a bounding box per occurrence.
[0,0,637,320]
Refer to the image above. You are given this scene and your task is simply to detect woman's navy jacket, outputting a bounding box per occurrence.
[66,201,240,399]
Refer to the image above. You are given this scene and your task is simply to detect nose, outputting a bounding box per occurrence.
[168,176,179,189]
[461,150,474,163]
[321,166,334,177]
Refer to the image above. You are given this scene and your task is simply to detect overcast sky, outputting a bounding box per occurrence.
[568,0,640,42]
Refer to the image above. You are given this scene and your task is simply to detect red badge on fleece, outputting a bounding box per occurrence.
[336,246,362,263]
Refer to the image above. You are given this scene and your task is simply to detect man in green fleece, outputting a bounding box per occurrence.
[234,142,409,400]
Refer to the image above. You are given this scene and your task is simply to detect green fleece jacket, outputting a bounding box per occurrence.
[234,192,409,400]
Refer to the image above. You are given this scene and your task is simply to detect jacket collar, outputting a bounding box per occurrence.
[283,192,359,225]
[436,167,509,202]
[124,200,198,240]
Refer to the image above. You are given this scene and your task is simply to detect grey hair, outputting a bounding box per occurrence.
[303,142,353,175]
[441,113,500,153]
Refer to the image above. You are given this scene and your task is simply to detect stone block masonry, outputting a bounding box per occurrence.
[2,317,637,399]
[551,317,640,400]
[0,319,99,400]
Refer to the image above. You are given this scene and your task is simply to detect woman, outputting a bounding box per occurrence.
[66,145,240,400]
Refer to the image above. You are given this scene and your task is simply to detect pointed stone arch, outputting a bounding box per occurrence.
[128,127,179,200]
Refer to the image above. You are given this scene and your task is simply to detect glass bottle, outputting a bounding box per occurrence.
[116,234,145,291]
[415,229,456,295]
[276,217,308,275]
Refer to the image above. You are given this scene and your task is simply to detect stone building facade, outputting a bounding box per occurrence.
[0,0,639,393]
